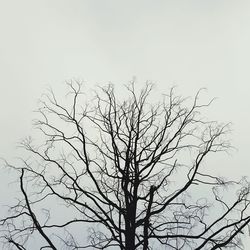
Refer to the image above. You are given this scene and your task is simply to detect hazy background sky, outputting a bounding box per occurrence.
[1,0,250,247]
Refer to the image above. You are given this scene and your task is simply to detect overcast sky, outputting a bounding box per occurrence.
[1,0,250,246]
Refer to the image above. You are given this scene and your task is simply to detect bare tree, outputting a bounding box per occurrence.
[1,81,250,250]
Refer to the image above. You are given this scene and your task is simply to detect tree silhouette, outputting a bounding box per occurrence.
[1,81,250,249]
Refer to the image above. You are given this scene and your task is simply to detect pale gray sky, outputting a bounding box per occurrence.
[0,0,250,247]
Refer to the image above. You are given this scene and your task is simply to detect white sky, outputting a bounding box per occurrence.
[0,0,250,247]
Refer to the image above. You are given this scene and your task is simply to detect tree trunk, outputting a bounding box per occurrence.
[124,203,136,250]
[125,229,136,250]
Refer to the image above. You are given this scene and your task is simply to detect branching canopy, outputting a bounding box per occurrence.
[1,81,250,250]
